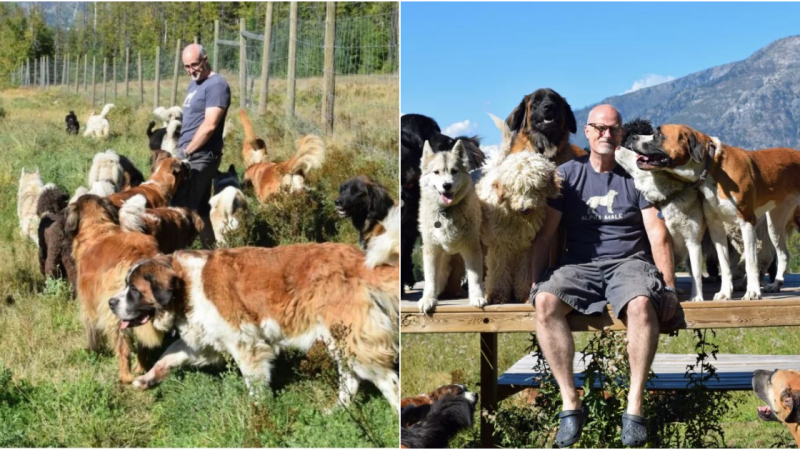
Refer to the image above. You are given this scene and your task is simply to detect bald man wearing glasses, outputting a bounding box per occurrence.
[528,105,678,447]
[173,43,231,247]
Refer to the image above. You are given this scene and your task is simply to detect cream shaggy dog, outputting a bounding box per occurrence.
[153,106,183,155]
[418,140,486,313]
[616,146,708,301]
[477,150,561,304]
[17,169,45,244]
[153,106,183,125]
[83,104,114,138]
[88,149,125,192]
[208,186,248,246]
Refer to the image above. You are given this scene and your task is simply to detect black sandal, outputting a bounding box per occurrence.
[555,404,589,448]
[621,413,648,447]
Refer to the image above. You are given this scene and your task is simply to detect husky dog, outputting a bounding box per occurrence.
[17,168,45,244]
[418,140,486,313]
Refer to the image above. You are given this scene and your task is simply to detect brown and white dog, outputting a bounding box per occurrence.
[753,369,800,447]
[627,124,800,300]
[240,108,267,167]
[500,88,587,166]
[107,243,399,411]
[119,194,204,254]
[64,194,165,383]
[108,157,188,209]
[243,135,326,204]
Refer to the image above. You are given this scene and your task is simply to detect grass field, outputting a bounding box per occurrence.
[0,75,398,447]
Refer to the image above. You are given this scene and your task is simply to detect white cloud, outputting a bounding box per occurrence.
[624,74,676,94]
[481,143,500,159]
[442,119,478,137]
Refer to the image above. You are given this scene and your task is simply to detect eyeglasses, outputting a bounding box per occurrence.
[183,57,206,71]
[587,123,622,136]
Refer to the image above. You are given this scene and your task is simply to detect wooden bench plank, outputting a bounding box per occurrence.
[498,353,800,391]
[401,274,800,333]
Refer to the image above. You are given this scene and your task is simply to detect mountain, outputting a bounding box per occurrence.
[570,35,800,150]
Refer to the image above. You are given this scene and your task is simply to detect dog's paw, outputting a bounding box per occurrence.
[469,296,487,309]
[690,295,705,302]
[132,376,156,390]
[487,291,506,305]
[732,278,747,292]
[713,290,732,301]
[418,296,438,313]
[741,290,762,301]
[764,280,783,293]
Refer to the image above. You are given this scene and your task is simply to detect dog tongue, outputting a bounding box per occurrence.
[441,194,453,205]
[758,406,772,414]
[120,320,131,330]
[636,154,650,162]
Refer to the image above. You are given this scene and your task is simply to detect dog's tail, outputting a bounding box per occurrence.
[99,104,114,119]
[69,186,88,205]
[365,204,400,269]
[147,121,156,137]
[487,112,513,165]
[400,394,477,449]
[119,194,148,233]
[239,108,256,147]
[88,149,123,191]
[286,134,326,176]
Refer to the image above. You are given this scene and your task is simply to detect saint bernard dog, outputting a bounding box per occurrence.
[108,241,399,411]
[108,157,189,209]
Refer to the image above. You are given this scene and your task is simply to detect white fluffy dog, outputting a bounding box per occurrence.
[83,104,115,138]
[153,106,183,126]
[17,168,45,244]
[477,149,561,304]
[418,140,486,313]
[88,149,125,192]
[208,186,248,246]
[616,147,707,301]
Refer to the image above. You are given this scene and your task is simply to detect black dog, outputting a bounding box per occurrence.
[65,111,79,135]
[147,121,167,151]
[36,185,76,297]
[400,391,478,448]
[400,113,486,291]
[335,176,395,250]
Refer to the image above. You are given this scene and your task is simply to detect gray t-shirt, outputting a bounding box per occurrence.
[548,155,653,264]
[178,73,231,156]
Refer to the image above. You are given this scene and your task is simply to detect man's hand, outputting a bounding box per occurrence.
[659,289,678,322]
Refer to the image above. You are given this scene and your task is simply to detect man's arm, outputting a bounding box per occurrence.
[184,106,225,156]
[530,206,563,286]
[642,205,678,320]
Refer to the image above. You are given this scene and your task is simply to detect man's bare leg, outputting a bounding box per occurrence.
[622,296,659,416]
[535,291,579,410]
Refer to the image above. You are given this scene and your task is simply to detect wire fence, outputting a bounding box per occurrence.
[10,4,399,155]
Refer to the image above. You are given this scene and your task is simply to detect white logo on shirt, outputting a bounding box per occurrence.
[183,90,197,108]
[586,190,618,214]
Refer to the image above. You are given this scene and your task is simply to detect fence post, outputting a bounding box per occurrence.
[322,2,336,133]
[103,57,108,104]
[63,53,68,87]
[258,2,274,116]
[91,56,96,106]
[112,56,117,102]
[83,54,88,92]
[125,48,130,98]
[33,57,37,88]
[154,46,161,109]
[138,52,143,107]
[44,56,48,87]
[239,18,247,109]
[171,38,181,107]
[74,55,79,92]
[26,59,30,86]
[390,9,397,72]
[286,1,298,118]
[213,20,220,72]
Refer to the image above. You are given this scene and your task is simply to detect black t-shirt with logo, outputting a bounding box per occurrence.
[548,155,653,264]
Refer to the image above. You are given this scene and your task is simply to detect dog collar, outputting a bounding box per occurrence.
[434,208,448,228]
[655,141,717,208]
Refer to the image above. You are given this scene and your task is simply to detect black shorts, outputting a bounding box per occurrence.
[171,151,221,216]
[530,252,665,319]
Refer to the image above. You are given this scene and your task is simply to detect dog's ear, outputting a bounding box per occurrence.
[367,182,394,220]
[451,140,471,170]
[564,99,577,134]
[782,389,800,423]
[64,202,81,239]
[491,179,506,203]
[227,164,236,175]
[687,131,706,164]
[190,210,204,232]
[20,168,25,177]
[506,95,529,133]
[144,268,181,307]
[547,169,563,200]
[421,140,436,170]
[99,196,120,224]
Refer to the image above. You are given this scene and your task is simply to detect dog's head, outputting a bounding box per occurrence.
[64,194,119,239]
[625,124,716,171]
[421,140,472,207]
[152,157,190,191]
[36,185,69,217]
[66,111,77,121]
[335,176,394,222]
[506,88,577,157]
[19,167,41,186]
[753,369,800,424]
[149,150,172,175]
[108,255,181,331]
[401,114,442,204]
[487,152,561,216]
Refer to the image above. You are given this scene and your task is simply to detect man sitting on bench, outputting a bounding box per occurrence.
[529,105,678,447]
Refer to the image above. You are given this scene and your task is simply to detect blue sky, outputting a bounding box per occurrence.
[401,2,800,154]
